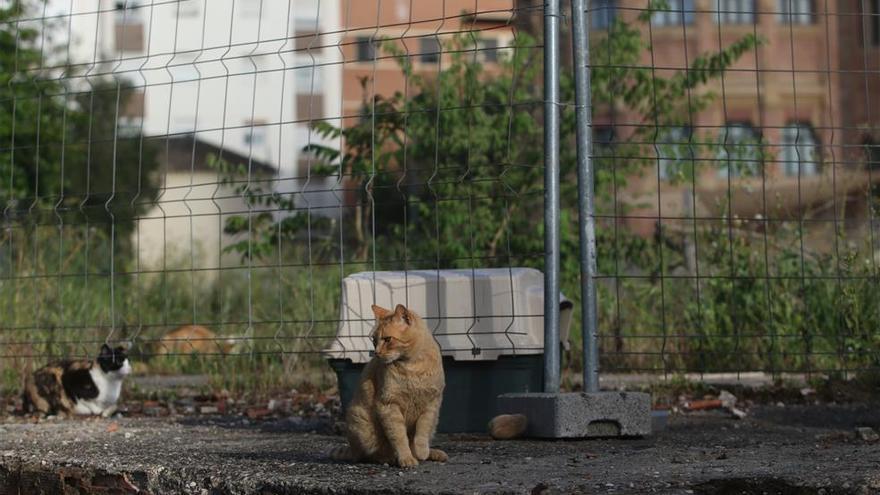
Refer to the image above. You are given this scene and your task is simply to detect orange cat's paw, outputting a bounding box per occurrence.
[428,448,448,462]
[397,454,419,468]
[412,439,429,460]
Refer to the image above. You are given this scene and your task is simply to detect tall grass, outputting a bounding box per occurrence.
[0,224,344,396]
[593,222,880,375]
[2,218,879,398]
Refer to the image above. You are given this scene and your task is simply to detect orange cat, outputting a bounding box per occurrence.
[488,413,528,439]
[331,304,447,467]
[157,325,237,355]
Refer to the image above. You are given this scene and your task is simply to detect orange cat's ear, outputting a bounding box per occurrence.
[393,304,411,325]
[371,304,390,319]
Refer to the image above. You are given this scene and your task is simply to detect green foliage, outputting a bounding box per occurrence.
[0,228,343,396]
[208,154,336,261]
[589,2,766,186]
[217,6,763,272]
[0,0,852,384]
[210,8,817,374]
[593,224,880,373]
[0,0,160,264]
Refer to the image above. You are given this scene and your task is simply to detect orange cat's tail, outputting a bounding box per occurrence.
[488,414,528,440]
[329,445,356,461]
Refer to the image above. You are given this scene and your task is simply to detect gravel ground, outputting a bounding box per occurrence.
[1,403,879,494]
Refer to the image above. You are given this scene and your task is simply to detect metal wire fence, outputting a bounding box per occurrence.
[0,0,878,394]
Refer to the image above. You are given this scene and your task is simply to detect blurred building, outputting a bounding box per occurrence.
[592,0,880,249]
[45,0,514,269]
[332,0,516,209]
[49,0,342,270]
[337,0,515,116]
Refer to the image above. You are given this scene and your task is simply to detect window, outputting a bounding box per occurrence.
[114,23,144,52]
[657,126,694,180]
[478,38,499,63]
[653,0,696,26]
[297,94,324,120]
[355,36,376,62]
[295,30,319,53]
[873,0,880,46]
[121,90,145,119]
[714,0,755,24]
[593,126,615,158]
[294,59,325,120]
[777,0,813,24]
[781,124,819,176]
[244,123,266,147]
[420,37,440,64]
[294,66,324,92]
[295,19,321,53]
[717,123,761,177]
[864,138,880,170]
[592,0,616,29]
[115,1,141,23]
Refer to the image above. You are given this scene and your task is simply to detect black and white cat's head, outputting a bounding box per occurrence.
[97,344,132,377]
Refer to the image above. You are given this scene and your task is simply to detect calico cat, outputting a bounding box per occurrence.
[331,304,448,467]
[23,344,132,417]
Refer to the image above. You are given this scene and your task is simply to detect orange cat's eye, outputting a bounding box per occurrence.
[371,335,396,348]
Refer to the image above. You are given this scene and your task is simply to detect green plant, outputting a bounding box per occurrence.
[7,0,875,400]
[211,3,767,373]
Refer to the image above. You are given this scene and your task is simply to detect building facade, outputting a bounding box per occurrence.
[337,0,514,117]
[593,0,880,245]
[40,0,516,269]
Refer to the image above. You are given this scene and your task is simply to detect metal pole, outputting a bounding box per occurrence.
[571,0,600,393]
[543,0,561,393]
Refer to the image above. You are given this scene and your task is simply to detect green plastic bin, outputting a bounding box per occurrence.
[328,354,543,433]
[325,268,571,433]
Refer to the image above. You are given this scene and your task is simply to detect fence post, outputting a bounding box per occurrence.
[571,0,599,393]
[543,0,562,393]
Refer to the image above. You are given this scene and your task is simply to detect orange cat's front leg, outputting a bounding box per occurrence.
[412,398,447,462]
[377,402,418,467]
[411,401,440,461]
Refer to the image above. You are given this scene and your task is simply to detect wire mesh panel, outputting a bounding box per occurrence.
[0,0,878,399]
[590,0,880,378]
[0,0,552,393]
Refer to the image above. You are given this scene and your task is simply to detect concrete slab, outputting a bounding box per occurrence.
[3,404,880,494]
[496,391,651,438]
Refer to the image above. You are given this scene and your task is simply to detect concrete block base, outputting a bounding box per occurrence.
[496,392,651,438]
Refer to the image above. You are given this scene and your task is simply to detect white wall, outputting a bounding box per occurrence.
[56,0,343,173]
[134,170,243,273]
